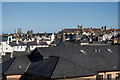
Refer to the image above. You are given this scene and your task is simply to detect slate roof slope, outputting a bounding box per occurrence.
[0,57,15,74]
[26,56,59,78]
[37,47,61,57]
[28,42,48,46]
[57,41,80,47]
[9,41,26,47]
[25,56,96,79]
[14,51,29,57]
[5,56,31,75]
[36,45,119,76]
[0,35,7,42]
[2,54,11,62]
[51,57,96,79]
[28,48,44,62]
[2,45,119,79]
[62,29,82,33]
[61,45,119,72]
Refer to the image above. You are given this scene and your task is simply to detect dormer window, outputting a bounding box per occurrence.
[80,50,86,54]
[107,49,112,53]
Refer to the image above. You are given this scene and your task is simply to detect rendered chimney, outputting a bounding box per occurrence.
[16,40,18,44]
[37,37,39,43]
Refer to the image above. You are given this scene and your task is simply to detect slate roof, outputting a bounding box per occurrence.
[25,45,119,79]
[62,29,82,33]
[51,57,96,78]
[2,45,119,79]
[26,56,59,78]
[9,41,26,47]
[22,45,120,79]
[2,54,11,62]
[9,41,48,47]
[0,35,7,42]
[28,48,44,62]
[28,42,48,46]
[57,41,80,47]
[0,57,15,74]
[92,28,101,33]
[5,56,31,75]
[14,51,29,57]
[39,42,48,45]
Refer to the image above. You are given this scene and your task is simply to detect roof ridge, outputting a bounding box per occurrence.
[4,57,16,74]
[50,57,60,78]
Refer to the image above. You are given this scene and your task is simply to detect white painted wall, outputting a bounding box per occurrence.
[13,45,48,51]
[0,42,13,55]
[30,45,48,51]
[102,34,113,41]
[50,33,55,42]
[13,46,27,52]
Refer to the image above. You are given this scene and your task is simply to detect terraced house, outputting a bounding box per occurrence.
[1,45,120,80]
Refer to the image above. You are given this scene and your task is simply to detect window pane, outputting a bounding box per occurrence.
[107,74,111,80]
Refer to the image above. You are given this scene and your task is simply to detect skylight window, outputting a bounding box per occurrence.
[107,49,112,53]
[80,50,86,54]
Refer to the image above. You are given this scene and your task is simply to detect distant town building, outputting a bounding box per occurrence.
[27,30,33,35]
[17,28,22,34]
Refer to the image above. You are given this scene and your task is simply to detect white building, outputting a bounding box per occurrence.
[0,33,53,55]
[9,41,27,52]
[28,41,48,51]
[102,32,116,41]
[42,33,55,45]
[0,42,13,56]
[9,40,48,51]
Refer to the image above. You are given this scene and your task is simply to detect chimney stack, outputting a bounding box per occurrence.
[104,26,107,30]
[37,37,39,43]
[16,40,18,44]
[61,30,66,42]
[78,25,82,29]
[102,26,107,31]
[10,52,13,58]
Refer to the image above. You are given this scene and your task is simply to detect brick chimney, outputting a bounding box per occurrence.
[61,30,66,42]
[78,25,82,29]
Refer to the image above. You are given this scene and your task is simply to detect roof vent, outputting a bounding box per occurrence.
[113,66,117,69]
[19,66,22,68]
[94,49,101,53]
[80,50,86,54]
[107,49,112,53]
[98,49,101,52]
